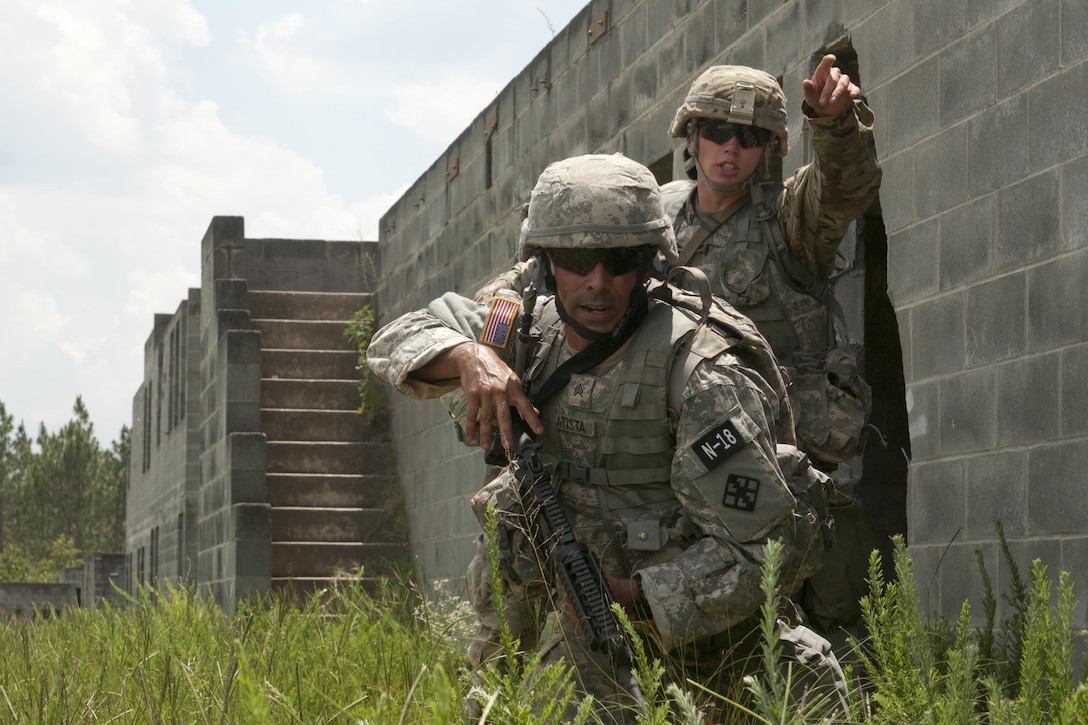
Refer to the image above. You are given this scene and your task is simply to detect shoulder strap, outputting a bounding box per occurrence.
[654,268,716,420]
[649,268,793,433]
[749,182,848,335]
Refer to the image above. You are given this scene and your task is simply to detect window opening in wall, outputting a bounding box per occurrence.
[167,328,175,433]
[485,136,494,190]
[484,105,498,190]
[156,346,163,447]
[177,513,185,578]
[178,313,187,424]
[150,526,159,583]
[142,386,152,472]
[812,41,909,578]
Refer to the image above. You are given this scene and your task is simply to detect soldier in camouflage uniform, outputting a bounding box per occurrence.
[661,57,884,636]
[367,154,848,722]
[661,55,881,469]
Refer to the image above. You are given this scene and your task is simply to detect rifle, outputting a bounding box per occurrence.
[507,414,646,713]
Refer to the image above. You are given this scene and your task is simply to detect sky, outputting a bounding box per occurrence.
[0,0,589,445]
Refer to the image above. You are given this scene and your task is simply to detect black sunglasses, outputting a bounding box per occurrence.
[697,121,772,148]
[548,247,646,276]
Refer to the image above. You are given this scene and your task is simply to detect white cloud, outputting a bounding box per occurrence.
[349,186,409,241]
[0,191,92,282]
[386,73,501,144]
[33,2,157,152]
[13,290,67,350]
[123,267,200,321]
[170,1,211,46]
[236,12,346,95]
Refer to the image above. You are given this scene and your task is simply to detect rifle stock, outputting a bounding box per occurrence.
[508,415,646,712]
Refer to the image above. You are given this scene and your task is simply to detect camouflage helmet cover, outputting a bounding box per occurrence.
[669,65,788,156]
[519,153,678,263]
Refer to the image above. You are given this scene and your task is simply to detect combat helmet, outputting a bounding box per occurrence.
[519,153,678,263]
[670,66,788,193]
[518,153,676,345]
[669,65,788,155]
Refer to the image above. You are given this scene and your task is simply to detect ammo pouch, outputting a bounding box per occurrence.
[776,445,836,586]
[788,346,871,466]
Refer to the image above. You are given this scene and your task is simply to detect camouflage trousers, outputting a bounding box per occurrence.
[464,531,547,667]
[466,529,849,722]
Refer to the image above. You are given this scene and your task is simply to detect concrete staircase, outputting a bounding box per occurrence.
[248,290,407,596]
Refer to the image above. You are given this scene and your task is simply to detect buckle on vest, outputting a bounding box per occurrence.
[558,460,608,485]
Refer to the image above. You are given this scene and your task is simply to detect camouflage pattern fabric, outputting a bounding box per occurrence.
[668,65,790,154]
[366,290,845,718]
[518,154,678,263]
[666,100,880,466]
[780,100,881,279]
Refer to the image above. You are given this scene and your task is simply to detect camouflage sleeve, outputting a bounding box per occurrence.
[473,259,535,304]
[635,351,808,651]
[365,291,522,400]
[780,98,882,278]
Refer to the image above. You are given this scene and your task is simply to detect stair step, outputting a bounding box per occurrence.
[271,506,400,542]
[261,379,359,410]
[271,542,409,577]
[262,408,365,442]
[251,319,351,350]
[248,290,372,321]
[262,349,360,380]
[266,441,391,475]
[267,473,397,508]
[269,576,387,600]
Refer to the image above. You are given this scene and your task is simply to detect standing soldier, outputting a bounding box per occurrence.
[662,54,881,470]
[662,56,883,632]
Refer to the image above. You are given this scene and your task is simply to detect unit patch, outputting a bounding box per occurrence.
[692,418,744,470]
[480,297,520,349]
[722,474,760,511]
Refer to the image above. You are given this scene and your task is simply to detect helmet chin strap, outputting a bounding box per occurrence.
[541,252,650,345]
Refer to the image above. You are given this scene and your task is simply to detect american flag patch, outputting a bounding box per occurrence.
[480,297,520,349]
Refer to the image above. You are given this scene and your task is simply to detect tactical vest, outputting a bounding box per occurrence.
[661,180,830,367]
[660,180,869,466]
[522,299,713,574]
[516,293,834,584]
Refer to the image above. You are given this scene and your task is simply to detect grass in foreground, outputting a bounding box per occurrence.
[0,527,1085,723]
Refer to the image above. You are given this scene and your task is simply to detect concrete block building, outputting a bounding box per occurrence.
[126,0,1087,631]
[368,0,1088,630]
[128,218,406,611]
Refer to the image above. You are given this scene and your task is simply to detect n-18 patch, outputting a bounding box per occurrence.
[692,418,744,470]
[722,474,760,512]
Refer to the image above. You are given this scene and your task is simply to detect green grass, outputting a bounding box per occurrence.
[1,530,1085,723]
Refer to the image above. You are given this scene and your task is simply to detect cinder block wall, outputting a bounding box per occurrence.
[373,0,1088,628]
[197,217,270,610]
[127,289,201,591]
[873,0,1088,623]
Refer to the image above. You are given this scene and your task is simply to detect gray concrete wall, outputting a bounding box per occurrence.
[127,290,202,591]
[131,214,383,612]
[0,583,76,618]
[371,0,1088,627]
[197,217,272,610]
